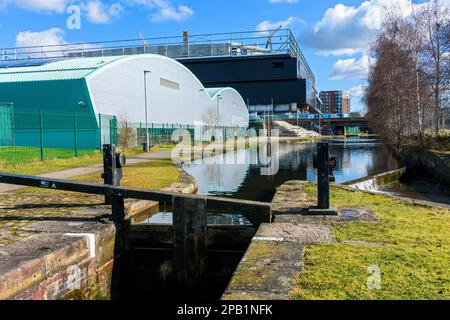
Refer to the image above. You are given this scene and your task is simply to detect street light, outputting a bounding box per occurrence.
[216,94,223,127]
[216,94,223,143]
[143,70,151,152]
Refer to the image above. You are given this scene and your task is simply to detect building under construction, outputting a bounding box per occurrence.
[1,29,321,116]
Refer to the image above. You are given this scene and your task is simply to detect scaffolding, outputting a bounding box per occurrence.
[0,29,316,89]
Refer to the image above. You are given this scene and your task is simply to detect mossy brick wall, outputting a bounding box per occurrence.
[0,224,116,300]
[401,150,450,186]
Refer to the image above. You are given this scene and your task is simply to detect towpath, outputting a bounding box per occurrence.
[0,150,173,193]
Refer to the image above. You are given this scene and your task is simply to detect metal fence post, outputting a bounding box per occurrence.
[73,112,78,157]
[98,114,102,150]
[39,109,44,161]
[111,116,118,145]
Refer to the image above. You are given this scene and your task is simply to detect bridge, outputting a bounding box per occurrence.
[251,117,369,135]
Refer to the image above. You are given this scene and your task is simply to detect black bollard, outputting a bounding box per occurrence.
[102,144,126,205]
[317,142,330,209]
[308,142,338,216]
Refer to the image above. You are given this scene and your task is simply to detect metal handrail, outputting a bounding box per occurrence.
[1,29,315,85]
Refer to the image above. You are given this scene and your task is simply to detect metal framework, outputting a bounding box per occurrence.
[0,29,316,88]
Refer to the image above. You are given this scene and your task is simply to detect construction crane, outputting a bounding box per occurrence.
[138,30,149,53]
[265,25,283,50]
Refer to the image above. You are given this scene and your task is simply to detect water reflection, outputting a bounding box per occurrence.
[183,138,399,202]
[144,212,252,225]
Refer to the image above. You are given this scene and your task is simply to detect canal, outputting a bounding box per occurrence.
[131,137,449,300]
[183,137,399,202]
[144,137,450,226]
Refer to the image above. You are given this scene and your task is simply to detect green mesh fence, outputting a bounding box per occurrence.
[131,122,249,146]
[0,105,117,164]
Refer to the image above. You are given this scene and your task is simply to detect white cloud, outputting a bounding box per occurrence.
[257,17,303,32]
[349,84,367,98]
[1,0,194,23]
[269,0,299,4]
[299,0,420,56]
[14,28,102,57]
[81,1,123,24]
[150,3,193,22]
[328,54,371,80]
[15,27,66,47]
[126,0,194,22]
[0,0,71,13]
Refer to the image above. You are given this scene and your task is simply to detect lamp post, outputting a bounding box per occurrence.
[143,70,151,152]
[216,94,223,143]
[318,113,322,134]
[216,94,223,127]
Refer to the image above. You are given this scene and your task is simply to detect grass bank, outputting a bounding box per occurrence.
[74,160,180,190]
[0,147,147,176]
[401,130,450,155]
[292,183,450,300]
[15,160,180,194]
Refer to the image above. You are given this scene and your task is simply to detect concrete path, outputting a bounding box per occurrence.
[0,150,173,193]
[223,180,378,300]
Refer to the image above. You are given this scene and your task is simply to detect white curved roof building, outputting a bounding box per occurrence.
[0,54,249,128]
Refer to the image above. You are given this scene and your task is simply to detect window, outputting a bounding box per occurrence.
[160,78,180,90]
[272,61,284,69]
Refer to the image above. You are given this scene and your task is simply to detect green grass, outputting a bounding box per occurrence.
[150,144,175,151]
[73,160,180,190]
[0,146,97,165]
[291,183,450,300]
[402,130,450,154]
[0,147,141,176]
[16,160,180,193]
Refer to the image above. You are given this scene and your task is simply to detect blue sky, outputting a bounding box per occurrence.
[0,0,433,113]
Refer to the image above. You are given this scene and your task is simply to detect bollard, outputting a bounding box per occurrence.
[308,142,338,216]
[102,144,126,205]
[317,142,330,209]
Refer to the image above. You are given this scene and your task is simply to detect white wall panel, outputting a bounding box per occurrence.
[86,55,248,127]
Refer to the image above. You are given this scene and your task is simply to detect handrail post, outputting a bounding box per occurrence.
[39,109,44,161]
[73,112,78,157]
[98,114,102,150]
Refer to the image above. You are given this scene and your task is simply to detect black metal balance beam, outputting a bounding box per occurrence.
[0,172,272,225]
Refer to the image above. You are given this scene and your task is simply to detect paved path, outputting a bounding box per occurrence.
[0,150,173,193]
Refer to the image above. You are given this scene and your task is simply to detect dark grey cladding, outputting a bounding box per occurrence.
[178,54,315,108]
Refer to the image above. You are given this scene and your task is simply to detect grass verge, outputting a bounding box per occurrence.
[73,160,180,190]
[291,183,450,300]
[1,147,146,176]
[16,160,180,193]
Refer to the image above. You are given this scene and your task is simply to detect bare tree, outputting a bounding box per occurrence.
[117,114,137,150]
[202,105,220,127]
[365,2,449,148]
[365,17,419,148]
[419,0,450,132]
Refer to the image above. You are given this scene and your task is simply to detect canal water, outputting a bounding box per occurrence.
[144,137,450,223]
[144,137,404,224]
[183,137,398,202]
[131,138,449,301]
